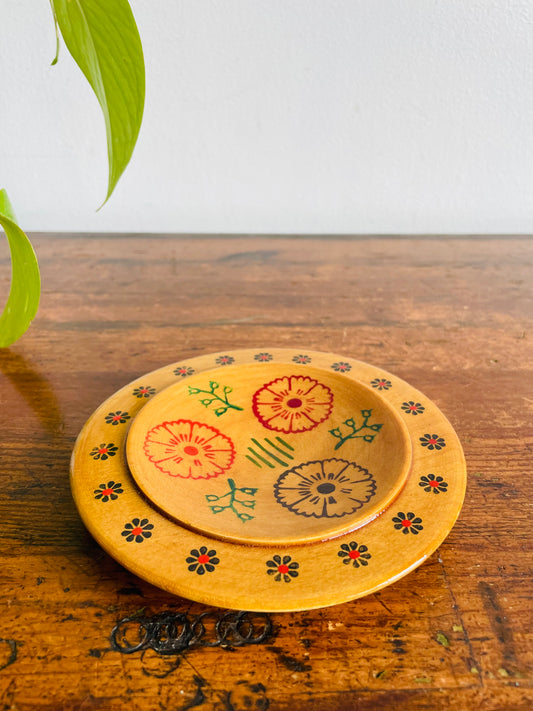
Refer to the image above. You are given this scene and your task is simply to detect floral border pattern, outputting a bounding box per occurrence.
[266,555,299,582]
[94,481,123,501]
[187,547,220,575]
[420,434,446,450]
[392,512,423,535]
[121,518,154,543]
[338,542,371,568]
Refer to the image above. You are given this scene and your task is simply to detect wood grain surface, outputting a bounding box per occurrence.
[0,235,531,710]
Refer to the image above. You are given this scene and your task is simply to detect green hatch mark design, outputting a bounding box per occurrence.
[206,479,258,522]
[188,381,244,416]
[329,410,383,450]
[246,437,295,469]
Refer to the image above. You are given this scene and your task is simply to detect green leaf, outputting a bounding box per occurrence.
[51,0,145,204]
[239,487,258,496]
[0,190,41,347]
[49,1,61,65]
[436,631,450,648]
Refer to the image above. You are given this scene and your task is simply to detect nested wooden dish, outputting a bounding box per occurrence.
[70,348,466,612]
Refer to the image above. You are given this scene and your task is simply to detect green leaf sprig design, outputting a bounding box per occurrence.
[51,0,145,205]
[0,191,40,347]
[188,381,245,417]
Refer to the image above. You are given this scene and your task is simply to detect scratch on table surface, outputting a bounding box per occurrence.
[373,592,393,615]
[0,680,16,708]
[479,581,521,673]
[438,554,483,687]
[266,646,312,674]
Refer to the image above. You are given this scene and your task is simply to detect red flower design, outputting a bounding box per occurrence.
[420,434,446,450]
[292,355,311,364]
[174,366,195,377]
[133,385,156,398]
[419,474,448,493]
[215,355,234,366]
[371,378,392,391]
[252,375,334,433]
[90,443,118,461]
[392,511,423,534]
[94,481,123,501]
[266,555,299,582]
[186,546,220,574]
[121,518,154,542]
[105,411,130,425]
[143,419,235,479]
[254,352,273,362]
[331,362,351,373]
[338,542,371,568]
[401,401,425,416]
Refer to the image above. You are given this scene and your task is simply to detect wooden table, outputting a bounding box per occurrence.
[1,234,531,710]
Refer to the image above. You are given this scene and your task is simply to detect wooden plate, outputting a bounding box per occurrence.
[70,349,466,612]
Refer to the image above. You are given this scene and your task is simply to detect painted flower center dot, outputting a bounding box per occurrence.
[184,445,199,456]
[402,519,412,527]
[197,554,210,564]
[131,527,143,536]
[348,550,360,560]
[287,398,303,408]
[317,482,336,494]
[99,448,108,454]
[429,480,439,487]
[278,564,289,574]
[102,488,113,497]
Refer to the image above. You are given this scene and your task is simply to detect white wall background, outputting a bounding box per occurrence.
[1,0,533,234]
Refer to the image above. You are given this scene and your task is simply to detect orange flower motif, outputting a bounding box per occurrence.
[252,375,334,433]
[143,420,235,479]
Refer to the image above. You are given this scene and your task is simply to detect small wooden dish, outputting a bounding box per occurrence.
[70,349,466,612]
